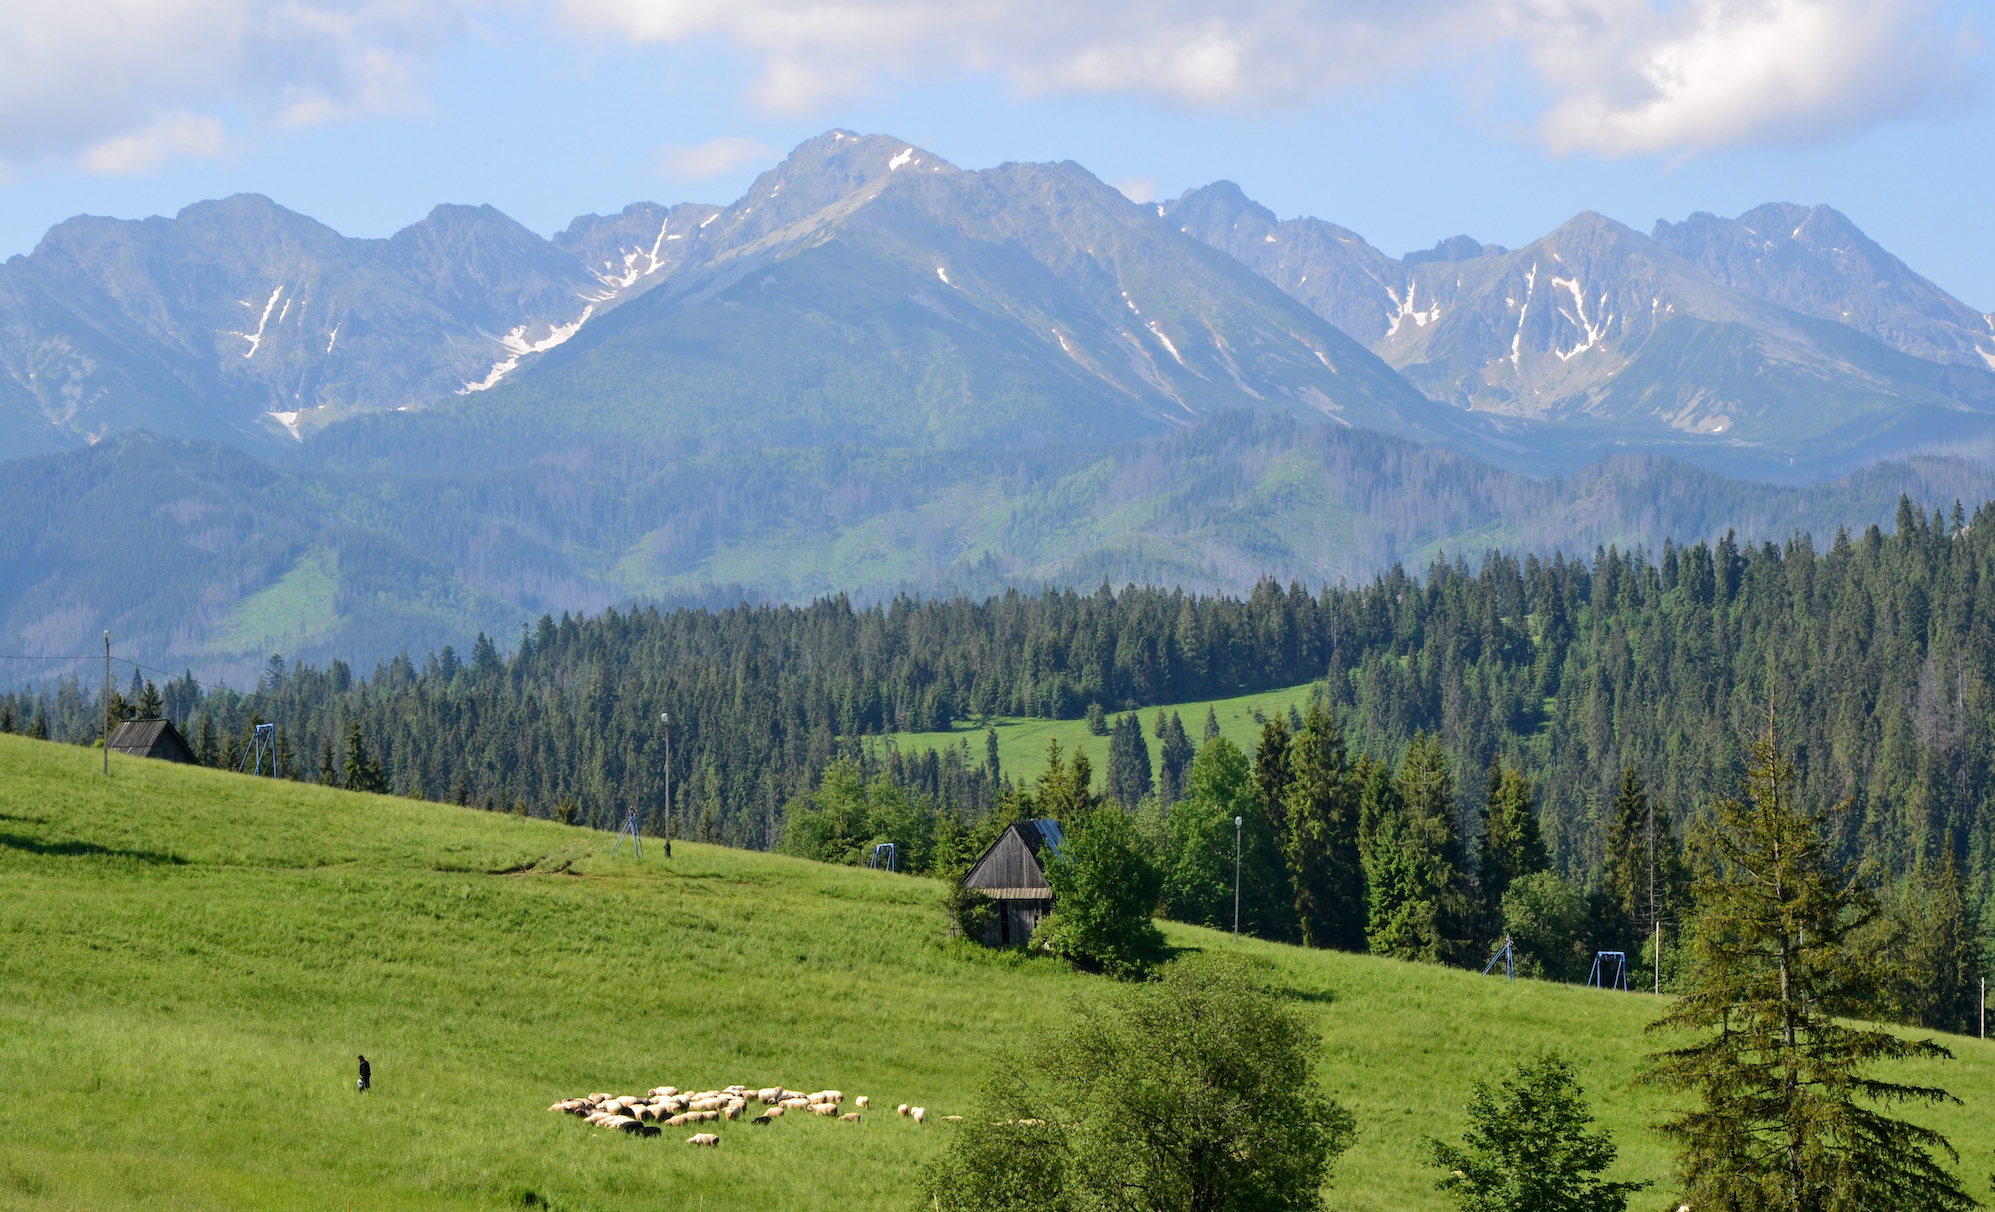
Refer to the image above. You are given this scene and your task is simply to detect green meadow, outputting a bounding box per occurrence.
[889,680,1323,781]
[5,733,1995,1211]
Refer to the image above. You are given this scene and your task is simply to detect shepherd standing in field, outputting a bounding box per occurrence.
[357,1055,371,1093]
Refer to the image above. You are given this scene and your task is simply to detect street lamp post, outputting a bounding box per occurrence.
[661,713,672,859]
[1233,815,1242,941]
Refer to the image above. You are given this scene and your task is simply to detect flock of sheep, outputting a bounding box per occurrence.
[549,1084,957,1145]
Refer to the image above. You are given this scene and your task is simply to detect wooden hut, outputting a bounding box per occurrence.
[106,718,198,764]
[962,818,1065,946]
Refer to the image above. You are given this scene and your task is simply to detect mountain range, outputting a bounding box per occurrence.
[4,130,1994,682]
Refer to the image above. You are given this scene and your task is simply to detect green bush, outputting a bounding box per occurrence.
[1035,805,1164,976]
[925,954,1355,1212]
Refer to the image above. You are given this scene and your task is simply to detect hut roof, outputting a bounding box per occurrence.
[963,818,1065,900]
[106,718,198,764]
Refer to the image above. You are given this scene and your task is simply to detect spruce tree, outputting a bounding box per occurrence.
[1106,713,1153,809]
[196,713,219,767]
[28,708,49,741]
[317,734,337,785]
[1884,852,1983,1034]
[1282,701,1365,951]
[1643,707,1974,1212]
[0,701,14,734]
[1367,735,1473,964]
[1253,714,1293,837]
[134,679,163,720]
[341,723,385,793]
[1603,767,1687,984]
[1480,760,1548,940]
[985,728,1001,784]
[1157,711,1195,806]
[1202,705,1221,744]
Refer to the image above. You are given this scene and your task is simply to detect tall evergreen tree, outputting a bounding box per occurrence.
[1644,706,1974,1212]
[1106,713,1153,809]
[134,679,163,720]
[1366,735,1473,965]
[342,723,385,794]
[1282,702,1366,951]
[1602,767,1688,983]
[1480,760,1548,940]
[1157,711,1195,806]
[1883,852,1983,1034]
[196,713,219,767]
[1202,705,1222,745]
[1253,714,1293,838]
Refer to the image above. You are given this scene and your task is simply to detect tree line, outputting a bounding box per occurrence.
[4,496,1991,1011]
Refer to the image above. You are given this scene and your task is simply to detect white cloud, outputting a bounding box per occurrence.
[553,0,1975,152]
[0,0,462,167]
[0,0,1976,170]
[658,135,778,178]
[80,113,229,175]
[1516,0,1974,154]
[1113,177,1157,204]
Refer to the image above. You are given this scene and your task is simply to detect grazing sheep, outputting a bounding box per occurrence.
[780,1097,809,1110]
[762,1105,785,1119]
[896,1104,910,1117]
[651,1086,678,1098]
[666,1114,690,1127]
[912,1107,927,1123]
[602,1115,640,1132]
[758,1087,782,1103]
[636,1106,658,1122]
[840,1112,861,1122]
[810,1103,838,1116]
[690,1097,723,1112]
[855,1096,869,1109]
[807,1092,833,1105]
[723,1104,743,1120]
[699,1110,721,1122]
[687,1133,721,1147]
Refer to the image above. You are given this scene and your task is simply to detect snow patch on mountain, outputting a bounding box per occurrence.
[460,306,595,393]
[225,286,285,358]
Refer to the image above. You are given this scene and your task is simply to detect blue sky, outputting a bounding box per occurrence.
[2,1,1990,309]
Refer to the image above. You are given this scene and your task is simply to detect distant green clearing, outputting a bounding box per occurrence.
[211,548,339,655]
[4,734,1994,1211]
[889,680,1324,782]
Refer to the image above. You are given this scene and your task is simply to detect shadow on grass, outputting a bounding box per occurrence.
[0,832,186,864]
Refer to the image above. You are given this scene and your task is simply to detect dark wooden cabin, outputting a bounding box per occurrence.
[106,718,198,764]
[962,818,1065,946]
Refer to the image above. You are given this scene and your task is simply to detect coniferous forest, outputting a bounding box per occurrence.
[6,494,1991,1023]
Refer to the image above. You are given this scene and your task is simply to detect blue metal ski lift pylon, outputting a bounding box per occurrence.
[239,723,277,776]
[1483,934,1516,982]
[611,806,643,860]
[868,842,897,872]
[1589,949,1630,990]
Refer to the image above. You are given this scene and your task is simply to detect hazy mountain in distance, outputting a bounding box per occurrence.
[1651,203,1995,370]
[1172,184,1995,480]
[0,195,681,457]
[459,131,1463,454]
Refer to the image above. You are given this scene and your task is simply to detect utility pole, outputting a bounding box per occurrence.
[1233,816,1242,941]
[102,631,111,776]
[661,713,672,859]
[1981,977,1985,1040]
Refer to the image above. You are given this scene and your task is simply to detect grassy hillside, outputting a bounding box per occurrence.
[6,735,1995,1211]
[891,680,1323,784]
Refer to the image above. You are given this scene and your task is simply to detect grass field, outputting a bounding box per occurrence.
[6,733,1995,1211]
[890,680,1324,784]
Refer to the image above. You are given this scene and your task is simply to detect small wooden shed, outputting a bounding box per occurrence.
[962,817,1065,946]
[106,718,198,765]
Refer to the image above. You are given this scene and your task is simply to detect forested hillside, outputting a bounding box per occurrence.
[8,495,1992,934]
